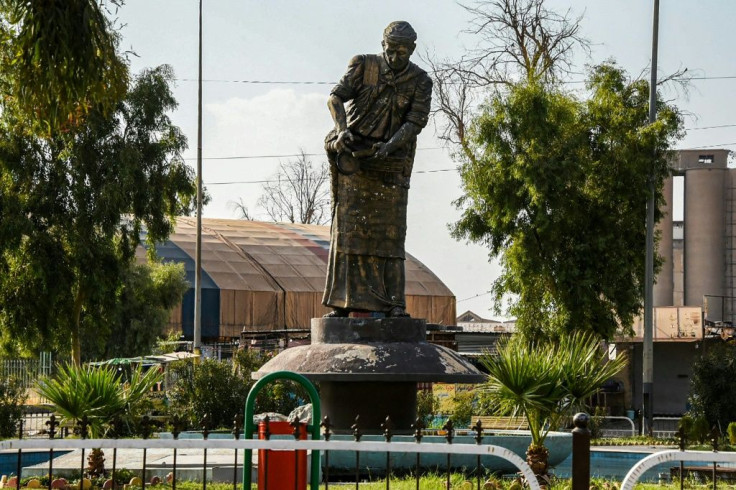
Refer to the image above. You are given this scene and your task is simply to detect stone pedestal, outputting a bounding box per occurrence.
[254,317,484,433]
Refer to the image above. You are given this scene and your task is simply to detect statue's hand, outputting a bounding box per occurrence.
[336,129,355,151]
[373,142,390,159]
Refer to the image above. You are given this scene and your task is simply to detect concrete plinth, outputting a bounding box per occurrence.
[254,317,484,433]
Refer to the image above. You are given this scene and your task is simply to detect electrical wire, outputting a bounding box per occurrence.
[175,74,736,85]
[457,291,492,303]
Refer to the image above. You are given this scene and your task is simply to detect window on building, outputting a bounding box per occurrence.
[698,154,715,164]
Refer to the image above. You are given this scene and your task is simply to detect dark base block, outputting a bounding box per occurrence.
[320,381,417,433]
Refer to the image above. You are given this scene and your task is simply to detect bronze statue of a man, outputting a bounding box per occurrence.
[322,21,432,318]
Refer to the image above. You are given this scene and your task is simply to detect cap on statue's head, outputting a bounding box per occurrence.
[383,21,417,45]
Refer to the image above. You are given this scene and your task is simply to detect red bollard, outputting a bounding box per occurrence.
[258,421,307,490]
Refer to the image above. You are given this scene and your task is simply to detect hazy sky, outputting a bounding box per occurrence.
[117,1,736,318]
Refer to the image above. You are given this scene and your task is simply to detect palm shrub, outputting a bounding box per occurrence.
[479,331,626,477]
[36,363,162,436]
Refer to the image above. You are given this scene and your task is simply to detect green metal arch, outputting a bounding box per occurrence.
[242,371,321,489]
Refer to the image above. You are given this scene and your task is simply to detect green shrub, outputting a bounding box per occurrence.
[691,415,710,444]
[254,379,311,417]
[687,343,736,429]
[416,390,438,425]
[449,392,474,428]
[728,422,736,444]
[588,406,607,439]
[167,359,250,430]
[167,352,315,431]
[0,375,26,438]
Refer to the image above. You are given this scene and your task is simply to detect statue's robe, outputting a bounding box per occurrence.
[322,54,432,313]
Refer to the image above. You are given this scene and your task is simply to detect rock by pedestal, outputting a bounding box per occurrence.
[254,317,484,433]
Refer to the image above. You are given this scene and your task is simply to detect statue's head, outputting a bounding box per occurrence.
[381,21,416,72]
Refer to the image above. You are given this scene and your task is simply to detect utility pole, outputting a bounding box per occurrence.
[193,0,203,357]
[643,0,660,437]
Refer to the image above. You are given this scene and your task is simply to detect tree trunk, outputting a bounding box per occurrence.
[526,443,550,477]
[71,288,85,365]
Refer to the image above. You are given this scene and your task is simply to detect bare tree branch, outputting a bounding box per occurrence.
[426,0,589,153]
[228,198,253,220]
[256,149,330,225]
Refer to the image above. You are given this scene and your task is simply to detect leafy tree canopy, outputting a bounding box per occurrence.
[688,343,736,431]
[0,0,128,134]
[454,62,683,340]
[0,65,196,362]
[82,261,189,362]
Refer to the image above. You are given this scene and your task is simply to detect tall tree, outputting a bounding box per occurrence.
[453,63,682,340]
[0,65,196,363]
[0,0,128,133]
[431,0,684,340]
[82,261,189,361]
[257,150,330,225]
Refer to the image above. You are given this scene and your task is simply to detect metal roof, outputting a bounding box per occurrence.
[150,218,454,298]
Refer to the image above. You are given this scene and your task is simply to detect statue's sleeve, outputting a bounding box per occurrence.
[405,73,432,129]
[330,55,365,102]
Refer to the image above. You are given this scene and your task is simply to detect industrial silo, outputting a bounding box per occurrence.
[654,176,674,306]
[684,167,727,311]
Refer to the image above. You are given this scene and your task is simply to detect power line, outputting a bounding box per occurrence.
[185,146,447,161]
[178,78,336,85]
[176,74,736,85]
[457,291,492,303]
[683,142,736,150]
[205,167,457,185]
[685,124,736,131]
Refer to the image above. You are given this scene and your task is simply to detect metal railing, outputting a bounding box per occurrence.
[621,426,736,490]
[622,450,736,490]
[0,422,543,490]
[652,416,681,438]
[597,416,637,438]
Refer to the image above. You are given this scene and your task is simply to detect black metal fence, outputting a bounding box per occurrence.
[0,413,599,490]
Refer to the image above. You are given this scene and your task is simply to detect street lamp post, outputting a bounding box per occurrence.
[643,0,660,437]
[193,0,203,356]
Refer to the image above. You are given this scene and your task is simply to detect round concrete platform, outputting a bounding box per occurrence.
[254,317,485,383]
[254,341,485,382]
[254,317,485,431]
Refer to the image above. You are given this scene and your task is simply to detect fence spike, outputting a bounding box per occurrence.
[472,419,484,445]
[675,428,686,451]
[201,414,210,440]
[442,419,454,444]
[232,413,243,440]
[412,418,424,443]
[710,426,720,452]
[46,415,58,440]
[321,416,333,442]
[382,416,393,443]
[351,415,362,442]
[141,415,153,440]
[171,415,183,440]
[77,415,89,439]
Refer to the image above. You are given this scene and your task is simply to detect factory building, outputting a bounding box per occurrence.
[615,149,733,416]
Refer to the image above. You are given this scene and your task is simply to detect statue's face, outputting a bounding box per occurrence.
[382,40,415,72]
